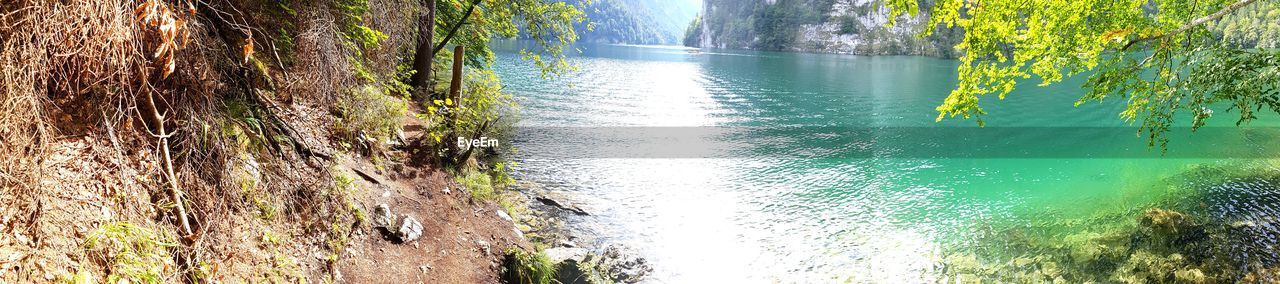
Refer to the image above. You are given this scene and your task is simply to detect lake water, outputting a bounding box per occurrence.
[492,43,1280,283]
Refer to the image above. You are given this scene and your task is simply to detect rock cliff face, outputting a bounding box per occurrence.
[692,0,961,57]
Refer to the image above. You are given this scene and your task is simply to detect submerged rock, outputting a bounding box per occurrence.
[1174,268,1207,284]
[534,196,590,216]
[1139,208,1193,237]
[1111,251,1186,283]
[1137,208,1211,256]
[1242,267,1280,283]
[593,244,652,283]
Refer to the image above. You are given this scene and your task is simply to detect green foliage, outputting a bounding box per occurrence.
[434,0,586,78]
[322,168,365,269]
[697,0,957,54]
[566,0,700,45]
[417,66,517,156]
[683,15,703,47]
[695,0,832,49]
[838,16,860,35]
[567,0,672,45]
[263,0,299,66]
[749,0,839,50]
[886,0,1280,148]
[503,247,558,284]
[1210,1,1280,48]
[456,167,497,201]
[329,0,409,153]
[333,0,387,51]
[454,161,517,202]
[335,85,407,150]
[82,222,176,284]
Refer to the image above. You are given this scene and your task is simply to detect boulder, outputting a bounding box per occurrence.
[397,215,423,242]
[372,203,394,229]
[593,244,652,283]
[544,247,592,284]
[544,247,590,263]
[496,210,513,222]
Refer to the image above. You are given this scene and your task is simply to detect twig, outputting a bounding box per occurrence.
[102,110,132,194]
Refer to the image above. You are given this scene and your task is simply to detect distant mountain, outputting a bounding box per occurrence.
[567,0,700,45]
[685,0,961,57]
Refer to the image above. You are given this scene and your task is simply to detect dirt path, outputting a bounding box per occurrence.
[335,124,528,283]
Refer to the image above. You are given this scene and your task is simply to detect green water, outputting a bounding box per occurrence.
[492,43,1280,283]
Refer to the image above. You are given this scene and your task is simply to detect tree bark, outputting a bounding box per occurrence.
[410,0,437,93]
[449,44,465,108]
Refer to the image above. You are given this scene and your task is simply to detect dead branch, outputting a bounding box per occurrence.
[143,85,193,237]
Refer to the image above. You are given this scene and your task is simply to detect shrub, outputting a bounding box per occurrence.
[502,248,557,284]
[838,16,860,35]
[335,85,407,151]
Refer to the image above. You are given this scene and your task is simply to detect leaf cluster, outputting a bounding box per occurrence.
[886,0,1280,147]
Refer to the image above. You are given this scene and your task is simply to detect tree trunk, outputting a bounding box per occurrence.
[449,44,464,109]
[410,0,437,95]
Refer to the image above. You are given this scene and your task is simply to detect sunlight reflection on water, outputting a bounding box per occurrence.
[493,43,1280,283]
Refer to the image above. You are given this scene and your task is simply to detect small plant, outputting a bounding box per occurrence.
[456,167,496,201]
[321,168,364,272]
[503,247,557,284]
[332,0,386,51]
[82,222,177,284]
[335,85,407,152]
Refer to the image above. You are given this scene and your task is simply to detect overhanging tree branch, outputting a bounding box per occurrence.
[1122,0,1260,50]
[435,0,483,53]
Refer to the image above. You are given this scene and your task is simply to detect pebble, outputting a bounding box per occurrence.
[476,240,491,255]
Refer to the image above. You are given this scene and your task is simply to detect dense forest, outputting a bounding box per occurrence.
[567,0,700,45]
[688,0,962,57]
[1210,0,1280,48]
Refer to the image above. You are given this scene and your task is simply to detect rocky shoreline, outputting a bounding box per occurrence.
[506,187,655,284]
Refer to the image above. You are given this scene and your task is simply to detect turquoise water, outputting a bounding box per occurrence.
[491,43,1280,282]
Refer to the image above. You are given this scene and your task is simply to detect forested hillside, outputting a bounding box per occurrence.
[569,0,700,45]
[1210,0,1280,48]
[687,0,961,57]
